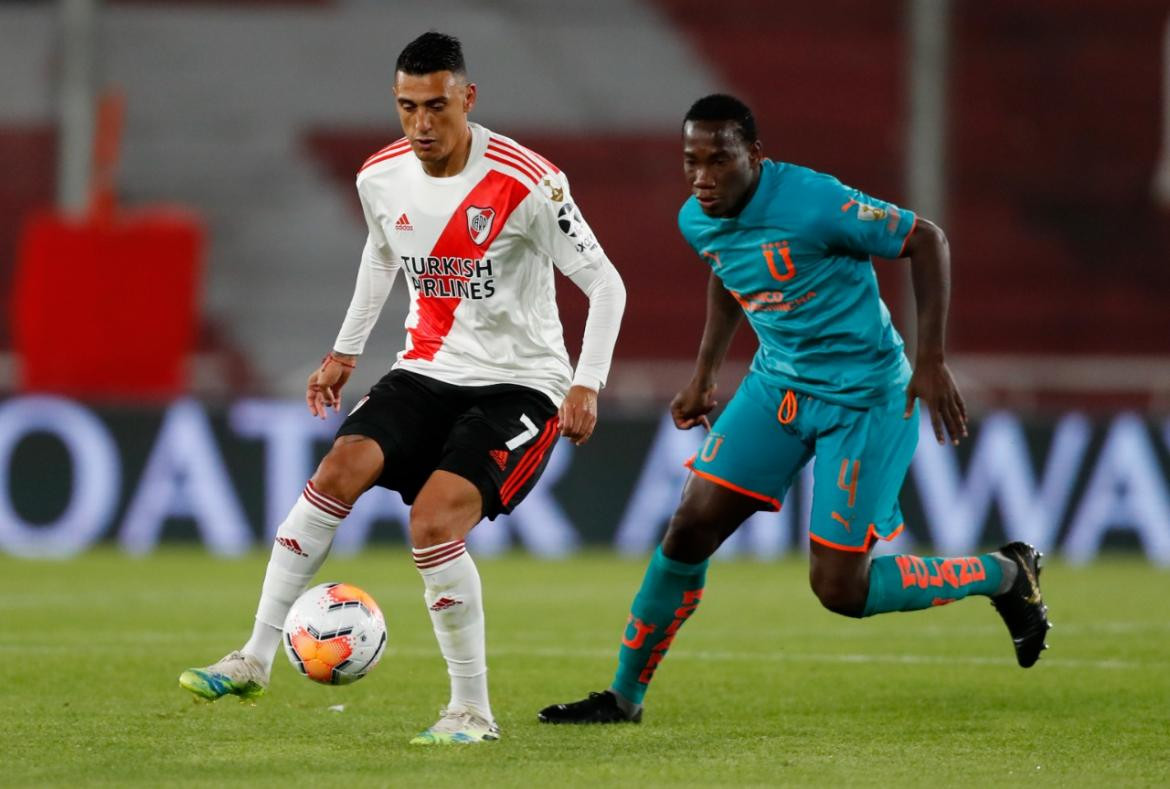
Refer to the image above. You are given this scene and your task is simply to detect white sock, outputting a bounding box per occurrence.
[242,481,350,674]
[413,540,492,722]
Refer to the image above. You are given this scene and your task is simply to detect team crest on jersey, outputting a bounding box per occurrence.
[466,206,496,245]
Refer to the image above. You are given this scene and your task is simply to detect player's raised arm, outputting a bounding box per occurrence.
[670,270,743,431]
[901,218,968,445]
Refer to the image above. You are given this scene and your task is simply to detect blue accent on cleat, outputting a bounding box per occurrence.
[179,668,265,701]
[409,708,500,744]
[178,651,267,701]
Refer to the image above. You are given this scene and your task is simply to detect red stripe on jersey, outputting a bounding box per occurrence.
[359,149,410,174]
[486,145,546,184]
[403,170,531,362]
[366,139,405,161]
[522,145,560,174]
[486,140,548,178]
[361,137,408,168]
[490,136,559,174]
[359,143,411,174]
[362,138,409,165]
[484,151,542,187]
[500,416,560,505]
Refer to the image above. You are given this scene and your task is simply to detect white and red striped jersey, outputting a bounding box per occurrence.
[334,123,611,404]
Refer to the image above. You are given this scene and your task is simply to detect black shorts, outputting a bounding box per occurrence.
[336,369,560,520]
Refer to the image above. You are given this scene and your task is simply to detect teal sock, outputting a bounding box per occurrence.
[610,545,707,705]
[862,553,1004,617]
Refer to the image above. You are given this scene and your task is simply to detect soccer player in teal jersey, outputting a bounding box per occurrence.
[539,94,1051,725]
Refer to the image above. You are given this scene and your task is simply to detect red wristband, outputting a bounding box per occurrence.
[323,352,356,369]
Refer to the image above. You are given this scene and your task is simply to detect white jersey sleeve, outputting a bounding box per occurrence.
[333,187,402,355]
[566,257,626,391]
[524,172,626,390]
[526,172,609,277]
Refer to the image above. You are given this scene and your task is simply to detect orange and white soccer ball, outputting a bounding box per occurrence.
[282,582,387,685]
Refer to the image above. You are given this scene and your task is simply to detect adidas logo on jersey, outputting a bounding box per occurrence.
[489,449,509,470]
[395,213,413,231]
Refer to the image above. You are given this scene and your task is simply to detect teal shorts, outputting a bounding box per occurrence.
[687,372,918,552]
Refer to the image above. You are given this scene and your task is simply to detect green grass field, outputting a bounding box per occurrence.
[3,548,1168,787]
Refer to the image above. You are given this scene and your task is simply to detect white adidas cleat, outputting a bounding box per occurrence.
[409,707,500,745]
[179,650,268,701]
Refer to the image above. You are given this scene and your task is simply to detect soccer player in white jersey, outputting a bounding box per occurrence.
[179,32,627,745]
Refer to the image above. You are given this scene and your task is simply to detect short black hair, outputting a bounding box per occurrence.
[396,31,467,76]
[683,94,758,144]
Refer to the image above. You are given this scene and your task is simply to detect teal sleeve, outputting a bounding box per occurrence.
[808,175,917,260]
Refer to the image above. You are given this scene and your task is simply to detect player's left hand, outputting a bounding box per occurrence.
[559,385,599,446]
[307,353,355,419]
[905,358,968,445]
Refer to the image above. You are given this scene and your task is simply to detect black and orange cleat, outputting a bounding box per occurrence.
[538,691,642,724]
[992,542,1052,668]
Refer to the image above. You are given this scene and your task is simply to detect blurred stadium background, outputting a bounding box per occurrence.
[2,0,1169,564]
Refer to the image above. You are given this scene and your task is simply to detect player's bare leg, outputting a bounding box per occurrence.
[539,476,760,723]
[179,437,382,701]
[661,475,760,563]
[807,541,874,617]
[809,538,1051,667]
[311,436,386,502]
[408,470,499,744]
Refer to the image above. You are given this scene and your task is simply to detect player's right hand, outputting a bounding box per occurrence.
[670,379,717,430]
[306,353,355,419]
[904,358,967,445]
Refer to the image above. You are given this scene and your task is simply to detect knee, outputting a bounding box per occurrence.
[409,473,484,549]
[661,507,721,564]
[810,571,868,619]
[311,455,362,504]
[409,502,458,549]
[311,439,382,504]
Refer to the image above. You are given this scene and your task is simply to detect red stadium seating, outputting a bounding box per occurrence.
[657,0,1170,356]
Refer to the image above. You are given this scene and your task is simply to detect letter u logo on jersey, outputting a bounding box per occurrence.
[466,206,496,245]
[761,241,796,281]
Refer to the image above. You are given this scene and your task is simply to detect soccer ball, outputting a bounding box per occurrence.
[282,582,387,685]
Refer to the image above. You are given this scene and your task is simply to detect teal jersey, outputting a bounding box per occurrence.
[678,159,917,407]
